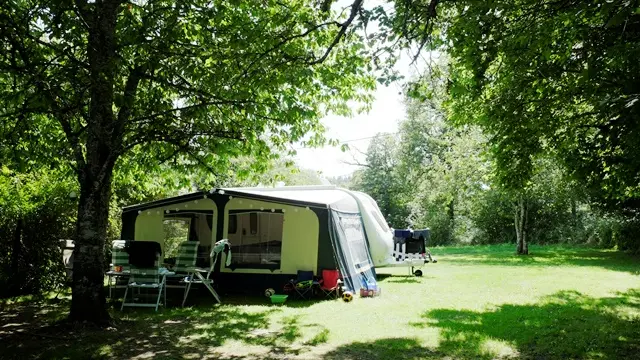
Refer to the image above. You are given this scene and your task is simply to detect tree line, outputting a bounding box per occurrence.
[348,94,639,252]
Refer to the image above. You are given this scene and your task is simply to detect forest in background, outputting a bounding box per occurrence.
[345,93,640,250]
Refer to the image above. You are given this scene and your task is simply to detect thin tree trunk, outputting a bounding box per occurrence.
[448,199,454,243]
[571,198,578,240]
[9,218,23,296]
[515,200,522,254]
[515,196,529,255]
[522,198,528,255]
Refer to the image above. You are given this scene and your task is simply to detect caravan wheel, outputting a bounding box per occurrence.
[414,270,423,277]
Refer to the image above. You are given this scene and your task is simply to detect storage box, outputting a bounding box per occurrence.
[359,286,381,297]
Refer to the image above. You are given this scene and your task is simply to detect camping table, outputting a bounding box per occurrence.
[106,270,130,298]
[107,268,175,299]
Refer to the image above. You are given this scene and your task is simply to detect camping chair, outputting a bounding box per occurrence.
[165,241,198,303]
[289,270,317,300]
[106,240,130,298]
[121,250,169,311]
[318,269,342,299]
[182,248,222,306]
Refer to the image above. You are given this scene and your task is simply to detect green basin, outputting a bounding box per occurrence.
[270,294,288,304]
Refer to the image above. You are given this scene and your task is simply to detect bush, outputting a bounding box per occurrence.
[471,190,515,245]
[0,168,77,297]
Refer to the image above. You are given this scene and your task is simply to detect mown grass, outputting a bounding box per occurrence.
[1,244,639,359]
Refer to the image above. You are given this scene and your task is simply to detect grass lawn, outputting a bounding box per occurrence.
[1,244,639,359]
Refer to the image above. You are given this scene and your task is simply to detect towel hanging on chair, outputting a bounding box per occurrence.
[211,239,231,267]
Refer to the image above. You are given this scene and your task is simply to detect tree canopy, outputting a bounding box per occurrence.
[0,0,374,323]
[390,0,640,211]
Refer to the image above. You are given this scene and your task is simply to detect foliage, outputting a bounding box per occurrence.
[351,133,412,227]
[327,174,355,189]
[351,90,635,250]
[389,0,640,211]
[190,157,325,190]
[1,0,375,173]
[0,166,76,297]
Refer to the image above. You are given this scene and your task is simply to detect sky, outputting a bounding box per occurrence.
[294,84,404,178]
[293,0,430,179]
[294,53,417,178]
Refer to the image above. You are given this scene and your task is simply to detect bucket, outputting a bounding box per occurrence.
[270,294,288,304]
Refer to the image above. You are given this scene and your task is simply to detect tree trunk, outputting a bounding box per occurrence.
[69,172,113,324]
[9,218,23,296]
[515,196,529,255]
[522,198,528,254]
[571,198,578,239]
[448,199,454,238]
[69,0,121,324]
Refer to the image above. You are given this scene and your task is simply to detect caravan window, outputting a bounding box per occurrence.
[227,211,283,269]
[229,215,238,234]
[163,218,190,257]
[163,211,214,267]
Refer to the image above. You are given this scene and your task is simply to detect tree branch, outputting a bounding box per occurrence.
[307,0,364,65]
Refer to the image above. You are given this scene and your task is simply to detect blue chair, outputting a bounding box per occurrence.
[290,270,316,299]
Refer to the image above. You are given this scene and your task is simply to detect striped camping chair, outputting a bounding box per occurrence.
[121,248,166,311]
[107,240,130,298]
[111,240,130,271]
[166,241,199,305]
[173,241,199,274]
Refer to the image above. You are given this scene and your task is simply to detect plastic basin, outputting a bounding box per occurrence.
[270,295,288,304]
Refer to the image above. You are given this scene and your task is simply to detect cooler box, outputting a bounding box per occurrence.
[394,229,412,238]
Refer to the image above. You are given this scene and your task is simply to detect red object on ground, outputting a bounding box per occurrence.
[320,269,340,291]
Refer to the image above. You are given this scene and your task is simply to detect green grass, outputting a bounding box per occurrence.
[1,244,639,359]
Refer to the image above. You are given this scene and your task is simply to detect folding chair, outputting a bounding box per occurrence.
[290,270,316,300]
[165,241,198,305]
[106,240,130,298]
[318,269,342,299]
[182,248,221,306]
[121,252,167,311]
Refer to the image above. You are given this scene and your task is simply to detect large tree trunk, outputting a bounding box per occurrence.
[69,171,113,324]
[69,0,120,324]
[515,196,529,255]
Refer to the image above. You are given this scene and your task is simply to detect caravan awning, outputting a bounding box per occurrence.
[122,186,360,213]
[221,186,360,213]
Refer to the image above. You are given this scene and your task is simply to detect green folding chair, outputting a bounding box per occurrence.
[165,241,199,306]
[182,248,222,306]
[121,254,167,311]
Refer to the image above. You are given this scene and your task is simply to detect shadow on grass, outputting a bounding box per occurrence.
[378,273,435,284]
[0,298,330,360]
[322,338,443,360]
[320,289,640,360]
[409,289,640,359]
[385,278,423,284]
[107,286,325,310]
[440,245,640,275]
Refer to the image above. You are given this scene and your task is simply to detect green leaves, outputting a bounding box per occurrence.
[393,0,640,210]
[1,0,375,184]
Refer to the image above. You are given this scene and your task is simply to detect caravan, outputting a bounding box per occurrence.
[120,186,432,296]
